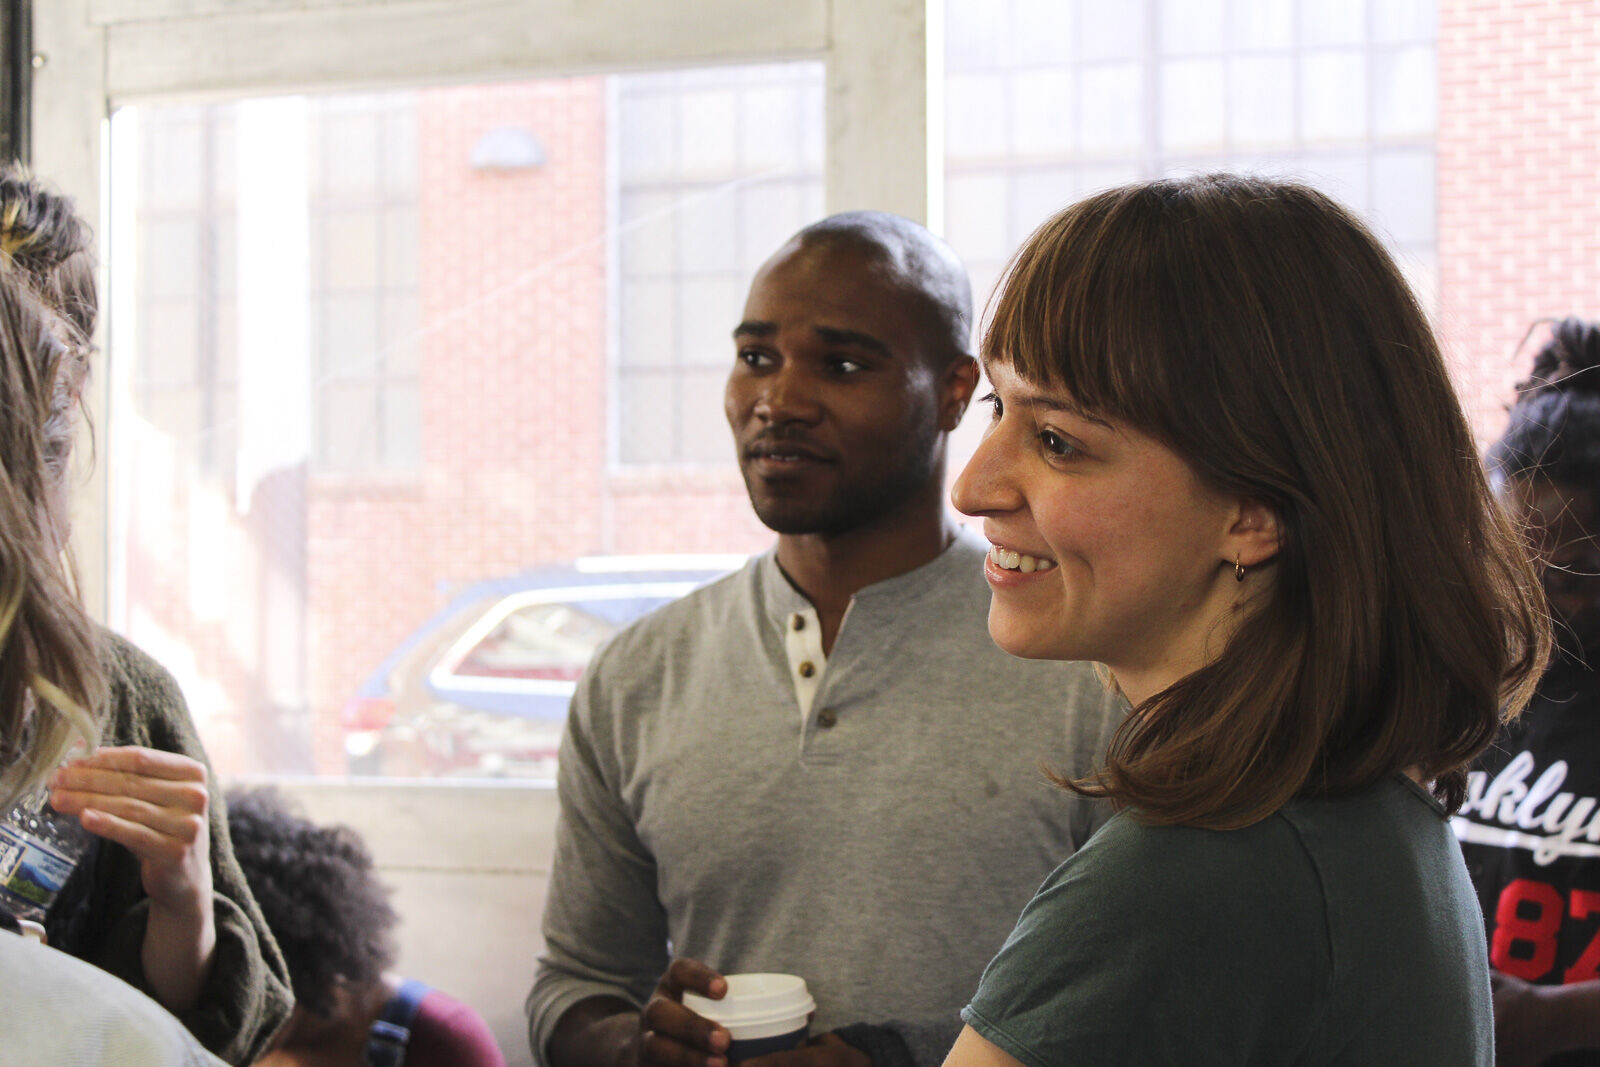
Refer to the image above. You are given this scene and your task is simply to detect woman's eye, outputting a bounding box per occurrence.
[1040,429,1076,457]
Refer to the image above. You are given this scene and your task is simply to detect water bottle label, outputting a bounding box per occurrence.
[0,822,76,911]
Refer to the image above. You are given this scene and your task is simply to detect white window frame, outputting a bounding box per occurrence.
[34,0,947,620]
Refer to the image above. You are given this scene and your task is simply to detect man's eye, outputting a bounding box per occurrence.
[827,357,865,374]
[737,348,773,368]
[979,391,1001,419]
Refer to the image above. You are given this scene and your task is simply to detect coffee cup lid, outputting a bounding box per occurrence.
[683,973,815,1032]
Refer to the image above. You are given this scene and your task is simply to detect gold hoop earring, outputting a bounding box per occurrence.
[1235,554,1245,582]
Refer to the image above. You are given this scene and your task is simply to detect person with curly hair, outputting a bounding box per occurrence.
[227,786,505,1067]
[0,167,293,1064]
[1454,316,1600,1067]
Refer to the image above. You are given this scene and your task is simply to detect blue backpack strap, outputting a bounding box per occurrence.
[364,979,434,1067]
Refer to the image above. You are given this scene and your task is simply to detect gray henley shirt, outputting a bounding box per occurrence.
[527,530,1125,1064]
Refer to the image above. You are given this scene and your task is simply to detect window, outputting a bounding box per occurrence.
[110,69,794,778]
[944,0,1438,316]
[612,63,825,465]
[308,93,421,474]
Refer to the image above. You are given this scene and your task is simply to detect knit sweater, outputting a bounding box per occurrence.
[45,629,294,1065]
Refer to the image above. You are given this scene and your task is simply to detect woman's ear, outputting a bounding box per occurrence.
[1228,499,1281,569]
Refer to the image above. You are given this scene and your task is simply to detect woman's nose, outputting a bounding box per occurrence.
[952,422,1020,517]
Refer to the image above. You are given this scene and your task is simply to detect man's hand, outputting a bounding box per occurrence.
[744,1032,872,1066]
[549,958,734,1067]
[637,958,734,1065]
[50,745,217,1010]
[1490,969,1600,1067]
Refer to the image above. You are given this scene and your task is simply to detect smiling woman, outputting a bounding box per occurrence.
[943,172,1551,1067]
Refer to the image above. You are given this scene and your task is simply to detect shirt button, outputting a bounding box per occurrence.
[798,661,816,678]
[818,709,838,728]
[792,615,806,631]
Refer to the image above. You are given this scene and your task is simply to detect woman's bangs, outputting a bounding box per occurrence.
[981,196,1153,424]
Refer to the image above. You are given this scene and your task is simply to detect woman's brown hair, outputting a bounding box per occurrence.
[987,173,1551,828]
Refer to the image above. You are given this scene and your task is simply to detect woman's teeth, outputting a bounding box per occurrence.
[989,545,1057,573]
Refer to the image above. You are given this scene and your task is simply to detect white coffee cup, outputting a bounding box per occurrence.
[683,972,815,1062]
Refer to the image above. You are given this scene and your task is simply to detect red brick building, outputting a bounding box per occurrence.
[1436,0,1600,442]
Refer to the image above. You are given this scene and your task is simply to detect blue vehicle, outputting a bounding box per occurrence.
[341,555,744,778]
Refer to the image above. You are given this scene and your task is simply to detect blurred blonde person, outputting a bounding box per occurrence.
[0,168,292,1064]
[0,245,224,1066]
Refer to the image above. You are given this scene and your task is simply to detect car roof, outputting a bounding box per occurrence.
[352,555,748,697]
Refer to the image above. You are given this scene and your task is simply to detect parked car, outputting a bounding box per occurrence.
[341,555,745,778]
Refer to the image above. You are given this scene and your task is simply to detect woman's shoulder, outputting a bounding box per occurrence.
[1057,807,1322,902]
[91,626,200,753]
[96,627,186,705]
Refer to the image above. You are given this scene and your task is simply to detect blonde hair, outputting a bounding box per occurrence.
[0,170,104,807]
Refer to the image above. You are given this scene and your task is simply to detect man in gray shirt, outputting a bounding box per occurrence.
[526,212,1123,1067]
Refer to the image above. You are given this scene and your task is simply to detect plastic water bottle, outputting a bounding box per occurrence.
[0,781,92,926]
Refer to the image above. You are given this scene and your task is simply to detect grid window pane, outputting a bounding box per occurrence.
[945,171,1014,266]
[1162,59,1229,152]
[676,277,743,370]
[675,193,741,275]
[1230,56,1297,146]
[1080,0,1147,61]
[948,0,1009,69]
[322,294,382,379]
[736,181,809,272]
[320,381,379,470]
[1009,0,1076,66]
[1012,69,1077,156]
[945,0,1438,499]
[621,280,678,367]
[1300,49,1368,142]
[323,210,380,291]
[614,61,823,466]
[1373,0,1434,44]
[947,73,1012,159]
[1371,149,1436,246]
[1012,169,1079,235]
[620,191,678,277]
[1374,46,1437,139]
[114,67,801,782]
[679,91,740,176]
[617,369,678,463]
[1160,0,1228,55]
[1300,0,1367,46]
[1230,0,1295,49]
[1079,63,1147,154]
[680,367,733,463]
[619,93,677,182]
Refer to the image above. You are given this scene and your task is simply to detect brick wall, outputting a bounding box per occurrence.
[303,79,769,772]
[1436,0,1600,444]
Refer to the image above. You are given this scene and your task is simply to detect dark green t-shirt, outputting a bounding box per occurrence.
[963,776,1491,1066]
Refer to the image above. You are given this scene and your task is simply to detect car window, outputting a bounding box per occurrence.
[454,602,619,681]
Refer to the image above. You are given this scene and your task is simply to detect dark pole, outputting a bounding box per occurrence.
[0,0,31,166]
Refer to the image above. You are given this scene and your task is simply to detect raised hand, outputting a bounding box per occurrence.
[51,745,216,1010]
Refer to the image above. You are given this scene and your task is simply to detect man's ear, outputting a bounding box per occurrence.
[1227,498,1281,570]
[940,356,981,432]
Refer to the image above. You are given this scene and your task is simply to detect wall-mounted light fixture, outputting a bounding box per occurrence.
[469,126,548,171]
